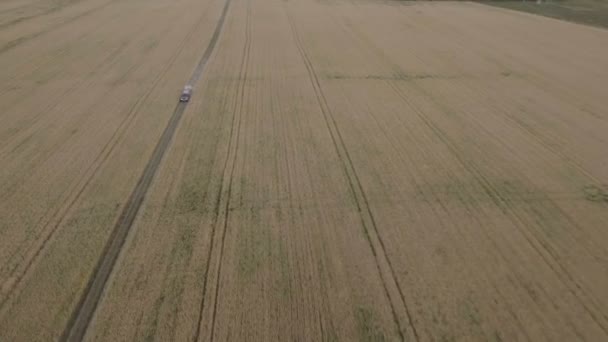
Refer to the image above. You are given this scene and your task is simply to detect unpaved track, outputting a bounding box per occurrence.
[61,0,232,339]
[0,0,226,339]
[2,0,608,341]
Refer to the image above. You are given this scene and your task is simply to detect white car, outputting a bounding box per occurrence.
[180,85,193,102]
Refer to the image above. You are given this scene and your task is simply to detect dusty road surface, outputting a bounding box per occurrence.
[1,0,608,340]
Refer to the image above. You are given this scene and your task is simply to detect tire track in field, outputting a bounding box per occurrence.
[478,79,605,185]
[0,0,197,166]
[400,11,608,182]
[0,10,129,124]
[0,41,133,276]
[0,0,120,55]
[285,7,418,342]
[375,11,608,326]
[193,1,249,340]
[1,38,150,169]
[339,16,608,334]
[368,25,608,326]
[0,0,195,150]
[388,80,608,336]
[441,77,608,253]
[0,0,88,30]
[1,0,214,316]
[361,73,536,340]
[0,8,130,134]
[0,43,140,306]
[384,70,608,334]
[444,4,608,122]
[418,18,608,240]
[0,38,130,166]
[59,0,232,339]
[436,86,608,328]
[357,69,538,340]
[0,4,214,315]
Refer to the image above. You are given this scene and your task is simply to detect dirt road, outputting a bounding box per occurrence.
[1,0,608,340]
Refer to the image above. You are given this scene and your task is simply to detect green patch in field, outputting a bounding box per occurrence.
[323,71,436,81]
[141,39,159,54]
[582,184,608,203]
[143,293,165,342]
[173,218,196,258]
[175,183,207,214]
[354,307,387,342]
[414,177,541,206]
[463,302,481,326]
[459,295,486,338]
[439,334,456,342]
[275,234,292,299]
[235,208,292,299]
[237,209,271,280]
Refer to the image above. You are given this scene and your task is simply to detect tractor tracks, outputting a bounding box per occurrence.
[59,0,233,340]
[193,1,250,340]
[344,13,608,333]
[0,0,119,55]
[0,0,214,316]
[285,7,419,342]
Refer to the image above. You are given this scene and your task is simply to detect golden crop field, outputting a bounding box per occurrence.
[1,0,608,340]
